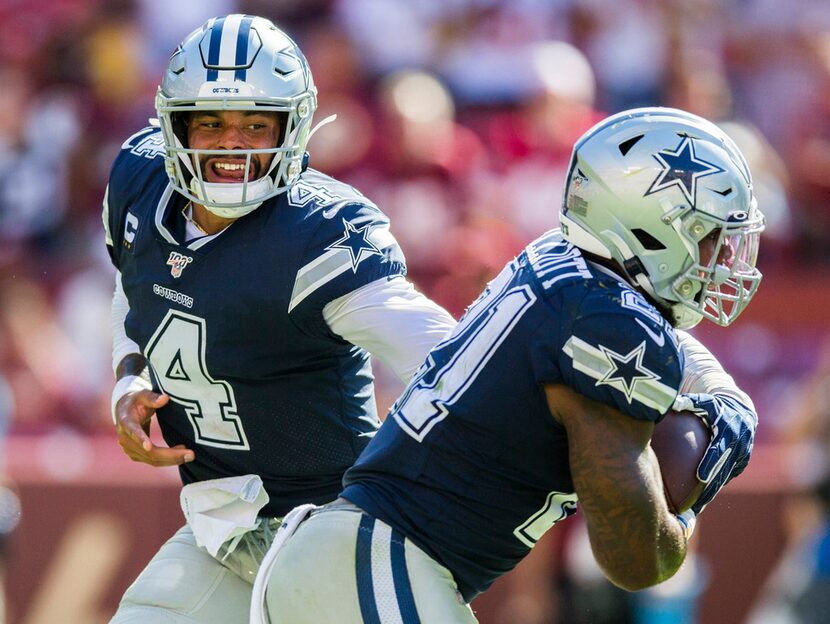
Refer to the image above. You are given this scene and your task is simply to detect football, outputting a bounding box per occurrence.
[650,410,709,513]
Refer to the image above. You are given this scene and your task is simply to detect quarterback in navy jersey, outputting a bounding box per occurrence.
[105,15,455,624]
[256,108,764,623]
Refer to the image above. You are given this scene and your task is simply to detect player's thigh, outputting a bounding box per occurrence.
[265,509,476,624]
[404,535,477,623]
[265,510,364,623]
[111,524,251,624]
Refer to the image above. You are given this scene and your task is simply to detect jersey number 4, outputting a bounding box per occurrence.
[145,310,249,450]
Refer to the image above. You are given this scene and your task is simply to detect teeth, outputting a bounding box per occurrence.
[215,162,245,171]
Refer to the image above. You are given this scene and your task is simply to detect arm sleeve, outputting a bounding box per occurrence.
[676,329,755,410]
[323,276,456,382]
[111,271,141,374]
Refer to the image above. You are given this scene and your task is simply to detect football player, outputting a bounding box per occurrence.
[104,15,456,623]
[254,108,764,623]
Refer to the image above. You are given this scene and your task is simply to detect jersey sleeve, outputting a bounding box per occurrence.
[534,285,683,422]
[322,276,456,382]
[287,201,407,315]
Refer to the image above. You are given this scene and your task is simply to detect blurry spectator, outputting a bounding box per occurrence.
[374,69,487,179]
[429,217,525,317]
[356,69,491,298]
[666,48,795,261]
[723,0,830,149]
[0,479,19,624]
[0,275,96,431]
[486,40,600,167]
[77,0,156,204]
[747,341,830,624]
[136,0,238,76]
[780,31,830,263]
[748,476,830,624]
[477,40,603,240]
[0,66,82,265]
[55,258,117,427]
[436,3,564,106]
[333,0,445,78]
[298,23,375,178]
[576,0,669,110]
[0,374,20,624]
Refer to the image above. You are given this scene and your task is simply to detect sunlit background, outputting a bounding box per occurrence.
[1,0,830,623]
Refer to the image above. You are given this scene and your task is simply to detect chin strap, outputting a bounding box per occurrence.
[190,176,272,218]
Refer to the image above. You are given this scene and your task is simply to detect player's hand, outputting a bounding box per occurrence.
[114,390,195,467]
[672,392,756,513]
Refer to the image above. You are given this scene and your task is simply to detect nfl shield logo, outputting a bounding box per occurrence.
[166,251,193,278]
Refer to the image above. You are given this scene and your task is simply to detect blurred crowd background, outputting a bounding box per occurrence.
[1,0,830,622]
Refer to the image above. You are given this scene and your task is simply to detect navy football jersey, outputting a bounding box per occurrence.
[104,127,406,517]
[342,230,684,601]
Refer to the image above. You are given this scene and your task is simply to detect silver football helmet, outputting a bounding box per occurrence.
[560,107,764,329]
[155,15,318,218]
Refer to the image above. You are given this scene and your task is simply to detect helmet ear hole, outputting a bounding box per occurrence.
[632,228,666,251]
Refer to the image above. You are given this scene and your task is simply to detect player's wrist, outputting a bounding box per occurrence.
[675,509,697,543]
[111,375,153,425]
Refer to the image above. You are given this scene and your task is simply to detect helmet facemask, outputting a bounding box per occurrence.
[668,205,764,328]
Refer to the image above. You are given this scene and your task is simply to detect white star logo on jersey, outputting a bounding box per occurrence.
[596,342,660,403]
[326,219,382,271]
[562,336,676,412]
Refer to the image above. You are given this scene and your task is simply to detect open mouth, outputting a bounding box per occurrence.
[205,159,258,183]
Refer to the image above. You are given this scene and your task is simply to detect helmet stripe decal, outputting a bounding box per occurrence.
[234,15,254,81]
[216,15,243,81]
[205,16,226,81]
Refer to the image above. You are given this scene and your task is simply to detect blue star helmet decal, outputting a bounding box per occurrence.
[645,136,725,206]
[596,341,659,404]
[326,219,383,271]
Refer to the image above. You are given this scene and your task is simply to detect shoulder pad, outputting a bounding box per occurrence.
[560,285,682,419]
[120,126,166,161]
[286,169,377,218]
[288,201,404,313]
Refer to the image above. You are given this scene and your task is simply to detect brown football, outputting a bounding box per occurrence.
[650,410,709,513]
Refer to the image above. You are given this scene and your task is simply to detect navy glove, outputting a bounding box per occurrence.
[672,392,757,514]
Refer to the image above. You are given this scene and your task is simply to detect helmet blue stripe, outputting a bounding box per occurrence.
[234,15,254,81]
[206,16,226,81]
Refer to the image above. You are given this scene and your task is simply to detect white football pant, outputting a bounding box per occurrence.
[110,519,280,623]
[258,501,478,623]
